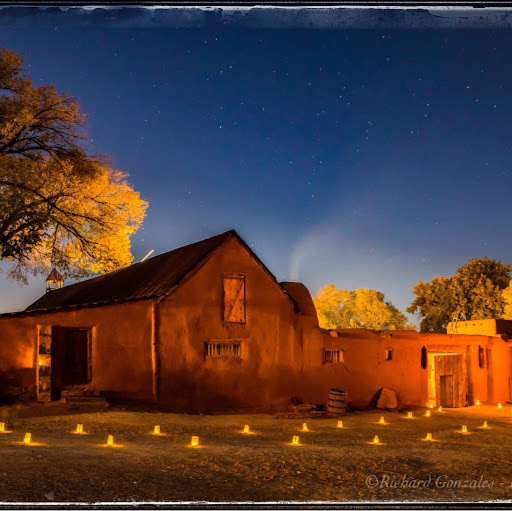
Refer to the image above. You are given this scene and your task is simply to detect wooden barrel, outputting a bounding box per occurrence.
[327,388,347,415]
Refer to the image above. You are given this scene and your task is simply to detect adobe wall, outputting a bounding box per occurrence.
[0,300,154,400]
[487,337,512,404]
[156,236,308,411]
[300,329,501,409]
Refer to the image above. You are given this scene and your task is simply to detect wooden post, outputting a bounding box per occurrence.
[37,325,52,402]
[151,299,161,402]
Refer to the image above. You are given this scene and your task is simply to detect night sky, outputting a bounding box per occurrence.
[1,14,512,322]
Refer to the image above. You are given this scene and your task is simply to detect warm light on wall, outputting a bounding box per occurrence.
[292,435,299,445]
[379,417,385,424]
[302,423,308,432]
[337,420,343,428]
[372,435,380,444]
[107,435,114,446]
[407,412,413,419]
[23,433,31,445]
[425,433,433,441]
[425,410,431,417]
[153,425,161,435]
[191,436,199,447]
[243,425,250,434]
[76,424,83,434]
[462,425,468,433]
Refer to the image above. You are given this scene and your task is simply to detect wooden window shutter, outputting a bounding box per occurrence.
[223,275,246,323]
[421,346,427,369]
[478,346,485,369]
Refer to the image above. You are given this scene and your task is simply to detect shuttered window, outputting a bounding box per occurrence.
[223,274,246,323]
[205,342,241,358]
[323,349,344,363]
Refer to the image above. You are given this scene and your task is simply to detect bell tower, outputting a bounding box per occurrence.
[45,268,64,292]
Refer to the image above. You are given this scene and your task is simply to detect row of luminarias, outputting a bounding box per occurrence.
[0,402,507,447]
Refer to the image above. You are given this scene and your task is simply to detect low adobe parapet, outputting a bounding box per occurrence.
[447,319,512,339]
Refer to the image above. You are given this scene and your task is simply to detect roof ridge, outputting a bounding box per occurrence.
[24,229,236,312]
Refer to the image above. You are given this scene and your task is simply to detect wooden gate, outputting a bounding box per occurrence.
[435,354,466,408]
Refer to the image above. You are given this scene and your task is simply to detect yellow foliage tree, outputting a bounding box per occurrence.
[0,48,147,282]
[502,283,512,319]
[313,284,415,330]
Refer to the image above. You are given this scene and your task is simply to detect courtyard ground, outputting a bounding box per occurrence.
[0,404,511,504]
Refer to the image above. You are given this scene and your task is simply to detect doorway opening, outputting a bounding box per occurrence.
[51,327,91,400]
[427,353,467,408]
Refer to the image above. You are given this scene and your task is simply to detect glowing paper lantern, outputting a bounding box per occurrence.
[438,406,443,412]
[76,424,83,434]
[373,435,379,444]
[379,417,385,424]
[337,420,343,428]
[292,435,299,445]
[425,410,431,417]
[498,403,503,409]
[153,425,160,435]
[107,435,114,446]
[0,422,4,432]
[429,403,434,409]
[425,433,433,441]
[191,436,199,447]
[302,423,308,431]
[483,421,488,428]
[476,400,480,405]
[462,425,468,433]
[243,425,250,434]
[407,412,413,419]
[23,433,31,445]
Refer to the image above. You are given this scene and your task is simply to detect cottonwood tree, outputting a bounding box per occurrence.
[313,285,414,330]
[0,48,147,282]
[407,257,511,333]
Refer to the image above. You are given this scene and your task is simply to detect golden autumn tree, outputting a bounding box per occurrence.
[313,284,414,330]
[407,258,511,333]
[501,282,512,320]
[0,48,147,282]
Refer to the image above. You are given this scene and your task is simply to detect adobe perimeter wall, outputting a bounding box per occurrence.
[299,329,509,409]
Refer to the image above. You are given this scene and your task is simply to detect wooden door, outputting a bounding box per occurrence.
[435,354,466,408]
[440,375,454,407]
[63,329,89,385]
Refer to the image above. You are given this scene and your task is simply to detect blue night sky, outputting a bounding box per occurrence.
[1,10,512,322]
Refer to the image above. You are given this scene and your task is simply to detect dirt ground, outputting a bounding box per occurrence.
[0,403,511,504]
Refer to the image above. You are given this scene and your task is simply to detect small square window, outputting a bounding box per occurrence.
[385,348,393,361]
[323,349,344,364]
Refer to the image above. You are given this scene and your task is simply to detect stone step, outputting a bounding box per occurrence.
[65,396,109,409]
[61,389,100,397]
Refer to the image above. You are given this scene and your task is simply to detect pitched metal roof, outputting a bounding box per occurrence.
[25,230,235,313]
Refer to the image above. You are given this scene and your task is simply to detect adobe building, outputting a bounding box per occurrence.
[0,230,511,411]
